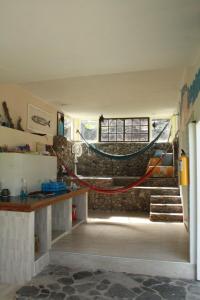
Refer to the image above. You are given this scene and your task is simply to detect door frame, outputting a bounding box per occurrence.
[196,121,200,279]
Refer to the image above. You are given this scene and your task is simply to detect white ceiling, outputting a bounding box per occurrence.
[0,0,200,117]
[24,68,183,118]
[0,0,199,83]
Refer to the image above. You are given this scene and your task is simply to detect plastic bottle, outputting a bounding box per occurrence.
[20,178,28,199]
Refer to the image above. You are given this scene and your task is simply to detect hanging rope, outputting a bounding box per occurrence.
[76,122,170,160]
[53,131,177,194]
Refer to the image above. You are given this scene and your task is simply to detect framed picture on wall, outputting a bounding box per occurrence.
[57,112,64,136]
[27,104,54,135]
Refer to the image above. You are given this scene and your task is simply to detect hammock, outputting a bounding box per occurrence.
[62,158,162,194]
[54,141,172,194]
[77,122,169,160]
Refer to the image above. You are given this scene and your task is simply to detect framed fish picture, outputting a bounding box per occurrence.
[27,104,54,135]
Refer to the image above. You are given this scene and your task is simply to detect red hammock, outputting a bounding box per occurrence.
[59,155,164,194]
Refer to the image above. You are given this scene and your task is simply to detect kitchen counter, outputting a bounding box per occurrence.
[0,188,88,284]
[0,188,89,212]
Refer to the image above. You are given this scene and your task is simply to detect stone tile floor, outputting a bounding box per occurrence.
[16,265,200,300]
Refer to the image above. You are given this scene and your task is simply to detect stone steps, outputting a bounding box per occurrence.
[150,194,183,222]
[113,177,178,187]
[150,212,183,222]
[150,195,182,204]
[150,203,183,213]
[134,187,180,196]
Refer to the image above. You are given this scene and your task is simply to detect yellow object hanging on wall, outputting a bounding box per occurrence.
[179,150,189,186]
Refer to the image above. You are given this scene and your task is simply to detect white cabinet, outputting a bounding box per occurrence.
[0,190,88,284]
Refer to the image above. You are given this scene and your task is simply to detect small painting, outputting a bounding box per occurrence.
[27,104,54,135]
[57,112,64,136]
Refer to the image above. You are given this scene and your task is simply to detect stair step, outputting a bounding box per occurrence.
[113,177,178,187]
[150,203,183,213]
[150,212,183,222]
[150,195,182,204]
[148,187,180,196]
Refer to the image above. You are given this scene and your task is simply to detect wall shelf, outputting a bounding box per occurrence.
[0,125,53,151]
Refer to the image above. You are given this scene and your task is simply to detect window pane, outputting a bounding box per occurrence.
[125,119,132,125]
[101,119,108,126]
[101,133,108,141]
[117,134,123,141]
[132,133,140,141]
[141,119,148,125]
[140,134,148,141]
[117,119,123,126]
[141,125,148,132]
[116,126,123,133]
[125,126,132,133]
[132,125,140,132]
[109,126,116,133]
[109,119,116,126]
[125,133,132,141]
[132,119,140,125]
[101,127,108,133]
[109,134,116,141]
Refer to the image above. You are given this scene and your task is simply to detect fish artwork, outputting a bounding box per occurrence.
[32,115,51,127]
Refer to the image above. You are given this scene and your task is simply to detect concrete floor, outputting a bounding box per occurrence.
[52,211,188,262]
[1,211,189,300]
[0,284,20,300]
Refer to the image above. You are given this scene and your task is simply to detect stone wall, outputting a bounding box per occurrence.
[87,177,178,212]
[52,137,179,212]
[77,142,173,177]
[53,136,75,176]
[53,138,178,178]
[89,188,151,212]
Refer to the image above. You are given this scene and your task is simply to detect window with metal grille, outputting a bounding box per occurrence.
[80,120,98,141]
[99,118,149,142]
[151,119,170,142]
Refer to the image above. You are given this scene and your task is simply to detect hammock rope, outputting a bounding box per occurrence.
[53,131,177,194]
[77,122,170,161]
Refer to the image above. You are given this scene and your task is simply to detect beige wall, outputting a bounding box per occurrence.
[0,84,58,150]
[179,56,200,227]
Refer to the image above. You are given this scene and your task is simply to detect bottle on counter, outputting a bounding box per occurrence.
[20,178,28,199]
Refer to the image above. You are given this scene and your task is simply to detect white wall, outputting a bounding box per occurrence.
[0,153,57,196]
[179,57,200,229]
[0,84,58,150]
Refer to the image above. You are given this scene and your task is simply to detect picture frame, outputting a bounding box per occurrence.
[57,112,65,136]
[27,104,54,135]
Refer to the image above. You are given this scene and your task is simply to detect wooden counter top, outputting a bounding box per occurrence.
[0,188,89,212]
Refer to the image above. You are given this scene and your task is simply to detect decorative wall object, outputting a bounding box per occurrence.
[180,67,200,128]
[188,68,200,105]
[27,104,54,135]
[2,101,14,128]
[57,112,64,136]
[180,84,190,128]
[17,117,24,131]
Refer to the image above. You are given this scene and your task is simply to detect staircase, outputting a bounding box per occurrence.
[150,188,183,222]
